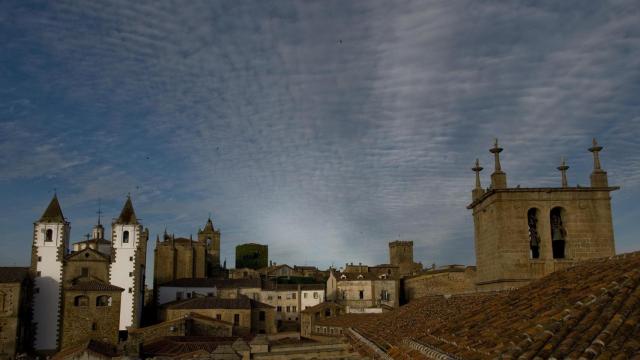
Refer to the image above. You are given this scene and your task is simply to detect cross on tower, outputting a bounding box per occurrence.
[489,138,503,172]
[557,158,569,187]
[588,138,603,171]
[96,199,102,225]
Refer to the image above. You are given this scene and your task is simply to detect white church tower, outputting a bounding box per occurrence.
[31,194,69,352]
[110,196,148,331]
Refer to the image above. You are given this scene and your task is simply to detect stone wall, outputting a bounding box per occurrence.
[166,308,253,335]
[0,282,23,358]
[60,290,121,349]
[403,267,476,301]
[471,188,617,290]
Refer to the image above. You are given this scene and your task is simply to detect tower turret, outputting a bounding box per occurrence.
[557,158,569,188]
[31,194,70,352]
[472,158,484,201]
[110,195,147,330]
[198,216,221,272]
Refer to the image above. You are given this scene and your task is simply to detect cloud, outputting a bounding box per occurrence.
[0,0,639,271]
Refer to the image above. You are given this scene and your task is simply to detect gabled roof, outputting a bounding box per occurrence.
[115,196,138,224]
[66,280,124,292]
[39,194,65,223]
[166,295,273,310]
[52,339,119,360]
[65,247,110,261]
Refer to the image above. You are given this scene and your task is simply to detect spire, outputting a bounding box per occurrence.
[203,216,215,232]
[557,157,569,188]
[471,158,484,201]
[588,138,609,187]
[115,195,138,225]
[96,199,102,226]
[39,194,65,223]
[489,139,507,189]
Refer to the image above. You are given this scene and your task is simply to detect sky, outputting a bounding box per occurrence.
[1,1,639,273]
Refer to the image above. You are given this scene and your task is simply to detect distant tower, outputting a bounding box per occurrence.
[198,216,221,274]
[389,240,422,276]
[468,139,618,291]
[31,194,70,352]
[110,196,148,331]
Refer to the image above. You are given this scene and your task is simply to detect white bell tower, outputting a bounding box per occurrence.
[110,196,148,331]
[31,194,69,352]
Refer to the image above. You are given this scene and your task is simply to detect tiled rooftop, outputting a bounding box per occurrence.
[325,252,640,359]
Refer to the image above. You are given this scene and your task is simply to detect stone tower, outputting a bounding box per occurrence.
[389,240,422,277]
[31,194,70,352]
[110,196,148,330]
[468,139,618,291]
[198,217,221,273]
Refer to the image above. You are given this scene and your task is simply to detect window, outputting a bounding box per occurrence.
[277,306,282,312]
[359,290,364,300]
[36,271,41,277]
[277,295,282,300]
[45,229,53,242]
[325,308,331,317]
[129,256,134,261]
[176,292,183,300]
[122,231,130,243]
[381,290,390,301]
[186,292,192,299]
[81,267,89,277]
[528,208,541,259]
[267,295,273,300]
[128,287,132,293]
[286,306,290,312]
[38,256,42,262]
[550,207,567,259]
[216,314,221,320]
[207,292,214,297]
[292,293,296,299]
[313,292,318,299]
[292,306,297,312]
[34,288,39,294]
[259,311,265,321]
[303,293,308,299]
[129,272,133,277]
[96,295,111,307]
[74,296,89,307]
[233,314,240,325]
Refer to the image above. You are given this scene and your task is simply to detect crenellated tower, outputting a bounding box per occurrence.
[110,196,148,331]
[31,194,70,352]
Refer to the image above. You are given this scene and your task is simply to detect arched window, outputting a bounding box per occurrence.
[96,295,111,307]
[527,208,541,259]
[206,237,212,247]
[550,207,567,259]
[122,231,130,244]
[45,229,53,242]
[74,295,89,307]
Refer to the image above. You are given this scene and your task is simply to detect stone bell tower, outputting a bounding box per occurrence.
[198,216,221,275]
[468,139,618,291]
[31,194,70,352]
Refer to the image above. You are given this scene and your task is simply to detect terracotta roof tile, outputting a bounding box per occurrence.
[326,251,640,359]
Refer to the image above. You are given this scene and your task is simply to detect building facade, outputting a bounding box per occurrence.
[30,195,148,353]
[0,267,32,359]
[469,139,618,291]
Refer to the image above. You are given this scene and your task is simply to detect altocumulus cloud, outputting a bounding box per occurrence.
[0,1,639,271]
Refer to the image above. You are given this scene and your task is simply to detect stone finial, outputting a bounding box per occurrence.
[588,138,603,171]
[471,159,485,201]
[557,157,569,187]
[489,139,503,172]
[588,138,608,187]
[489,139,507,189]
[472,158,483,189]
